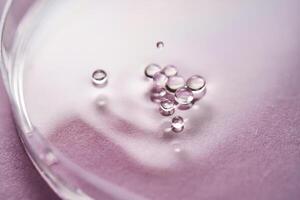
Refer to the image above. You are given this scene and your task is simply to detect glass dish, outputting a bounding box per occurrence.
[1,1,300,200]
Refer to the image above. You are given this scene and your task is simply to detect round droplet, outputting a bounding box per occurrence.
[159,99,175,116]
[92,69,108,86]
[171,116,184,133]
[150,86,167,103]
[144,63,161,78]
[166,76,185,92]
[162,65,178,77]
[175,87,194,105]
[156,41,164,49]
[153,72,168,87]
[186,75,206,91]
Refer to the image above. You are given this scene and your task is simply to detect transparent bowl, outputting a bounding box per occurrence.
[1,1,300,200]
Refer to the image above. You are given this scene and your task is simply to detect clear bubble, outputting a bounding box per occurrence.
[156,41,164,49]
[162,65,178,77]
[166,76,185,92]
[186,75,206,91]
[159,99,175,116]
[153,72,168,87]
[92,69,108,86]
[144,63,161,78]
[175,87,194,105]
[171,116,184,133]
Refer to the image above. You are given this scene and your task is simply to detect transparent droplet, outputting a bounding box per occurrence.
[156,41,164,49]
[192,87,207,102]
[153,72,168,87]
[144,63,161,78]
[92,69,108,86]
[162,65,178,77]
[172,116,184,132]
[175,87,194,105]
[159,99,175,116]
[150,86,167,103]
[186,75,206,91]
[166,76,185,92]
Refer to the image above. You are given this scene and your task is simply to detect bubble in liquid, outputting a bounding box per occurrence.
[166,76,185,92]
[186,75,206,91]
[159,99,175,116]
[92,69,108,86]
[171,116,184,133]
[153,72,168,87]
[175,87,194,105]
[144,63,161,78]
[162,65,178,77]
[156,41,164,49]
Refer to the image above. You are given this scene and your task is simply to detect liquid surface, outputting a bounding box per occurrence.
[12,0,300,199]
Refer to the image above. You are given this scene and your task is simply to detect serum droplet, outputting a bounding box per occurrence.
[153,72,168,87]
[166,76,185,92]
[162,65,178,77]
[186,75,206,91]
[159,99,175,116]
[171,116,184,133]
[150,86,167,103]
[175,87,194,105]
[92,69,108,86]
[144,63,161,78]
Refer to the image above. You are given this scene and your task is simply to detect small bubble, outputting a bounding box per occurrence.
[159,99,175,116]
[153,72,168,87]
[166,76,185,92]
[162,65,178,77]
[144,63,161,78]
[92,69,108,86]
[175,87,194,105]
[186,75,206,91]
[171,116,184,133]
[156,41,164,49]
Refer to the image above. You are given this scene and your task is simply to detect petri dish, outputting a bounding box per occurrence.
[1,1,300,200]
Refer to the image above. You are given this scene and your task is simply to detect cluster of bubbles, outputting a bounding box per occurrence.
[145,63,206,133]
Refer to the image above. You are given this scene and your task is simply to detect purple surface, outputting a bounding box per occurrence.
[0,77,60,200]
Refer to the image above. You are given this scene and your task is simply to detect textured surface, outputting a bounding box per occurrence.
[0,77,60,199]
